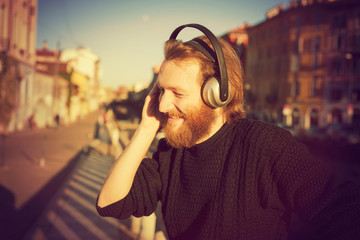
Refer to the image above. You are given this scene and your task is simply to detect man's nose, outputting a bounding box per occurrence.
[158,91,173,113]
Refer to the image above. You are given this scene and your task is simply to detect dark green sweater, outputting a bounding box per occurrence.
[97,118,360,240]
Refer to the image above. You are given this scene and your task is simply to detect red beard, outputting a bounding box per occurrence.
[162,103,217,148]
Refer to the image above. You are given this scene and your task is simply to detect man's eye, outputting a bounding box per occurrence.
[174,92,183,97]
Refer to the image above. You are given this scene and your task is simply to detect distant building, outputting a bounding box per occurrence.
[222,23,249,76]
[0,0,38,133]
[35,42,69,127]
[60,47,103,122]
[222,24,251,112]
[246,0,360,133]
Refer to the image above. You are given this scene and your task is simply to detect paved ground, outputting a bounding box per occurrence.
[22,118,166,240]
[0,110,165,240]
[0,110,104,240]
[23,146,137,240]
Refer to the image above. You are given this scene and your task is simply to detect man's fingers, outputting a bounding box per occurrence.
[149,81,160,97]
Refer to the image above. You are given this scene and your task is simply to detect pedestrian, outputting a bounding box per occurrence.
[27,114,36,129]
[96,24,360,240]
[54,114,60,128]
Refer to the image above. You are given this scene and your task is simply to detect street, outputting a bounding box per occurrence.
[0,110,132,240]
[0,109,166,240]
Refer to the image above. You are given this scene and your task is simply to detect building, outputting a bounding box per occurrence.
[0,0,38,133]
[60,47,102,122]
[222,24,251,113]
[324,0,360,127]
[222,23,249,76]
[35,42,69,127]
[246,0,360,134]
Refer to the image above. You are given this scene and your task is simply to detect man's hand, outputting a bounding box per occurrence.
[140,82,163,132]
[97,82,163,208]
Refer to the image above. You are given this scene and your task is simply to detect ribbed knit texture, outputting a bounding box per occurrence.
[97,118,360,240]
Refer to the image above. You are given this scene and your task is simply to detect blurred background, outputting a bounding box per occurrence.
[0,0,360,239]
[0,0,359,144]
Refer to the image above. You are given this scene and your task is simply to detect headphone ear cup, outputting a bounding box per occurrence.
[202,77,231,108]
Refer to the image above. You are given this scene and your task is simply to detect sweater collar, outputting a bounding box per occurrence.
[185,121,232,155]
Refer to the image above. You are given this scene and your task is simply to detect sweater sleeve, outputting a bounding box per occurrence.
[272,130,360,239]
[96,156,162,219]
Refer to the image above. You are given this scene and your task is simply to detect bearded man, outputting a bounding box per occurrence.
[97,24,360,240]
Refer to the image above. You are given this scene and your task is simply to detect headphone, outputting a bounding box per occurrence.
[169,23,231,108]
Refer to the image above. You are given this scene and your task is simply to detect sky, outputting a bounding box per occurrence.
[37,0,288,89]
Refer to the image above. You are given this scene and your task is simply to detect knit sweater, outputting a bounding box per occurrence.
[97,118,360,240]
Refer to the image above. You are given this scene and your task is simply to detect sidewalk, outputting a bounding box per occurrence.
[22,117,167,240]
[0,110,109,239]
[23,146,137,240]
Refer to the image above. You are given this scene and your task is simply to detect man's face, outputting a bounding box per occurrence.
[157,60,217,148]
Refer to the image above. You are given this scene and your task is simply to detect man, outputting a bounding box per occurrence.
[97,25,360,240]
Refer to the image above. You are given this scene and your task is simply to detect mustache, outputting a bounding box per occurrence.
[164,110,185,119]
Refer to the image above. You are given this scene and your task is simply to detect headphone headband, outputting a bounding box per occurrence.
[169,24,229,103]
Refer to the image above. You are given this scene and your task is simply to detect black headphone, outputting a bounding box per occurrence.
[169,23,231,108]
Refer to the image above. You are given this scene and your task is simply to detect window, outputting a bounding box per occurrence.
[330,108,342,123]
[298,37,304,53]
[281,57,286,73]
[332,58,343,76]
[315,12,322,29]
[0,3,5,43]
[304,38,311,53]
[12,13,18,48]
[332,33,344,50]
[290,55,299,72]
[271,83,277,97]
[282,42,287,55]
[312,53,319,69]
[291,77,300,97]
[351,89,360,102]
[355,13,360,28]
[30,6,35,16]
[292,108,300,126]
[313,36,321,52]
[353,108,360,125]
[267,46,271,58]
[352,34,360,50]
[267,27,272,40]
[296,16,302,32]
[293,39,299,54]
[310,109,319,127]
[310,76,321,97]
[332,13,347,29]
[329,88,343,102]
[283,21,289,35]
[355,58,360,75]
[336,34,344,50]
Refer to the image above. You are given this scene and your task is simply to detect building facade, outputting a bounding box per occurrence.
[60,47,102,122]
[0,0,37,133]
[246,0,360,134]
[35,42,69,127]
